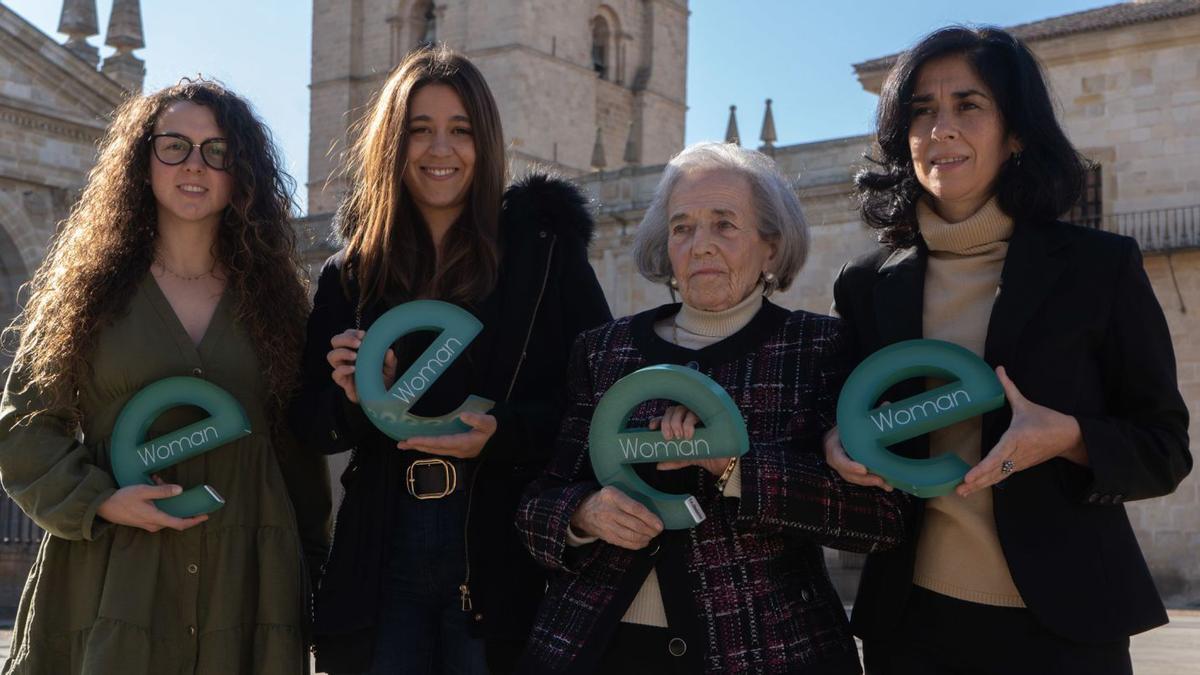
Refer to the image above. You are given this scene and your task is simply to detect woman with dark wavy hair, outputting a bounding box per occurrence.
[826,26,1190,674]
[290,45,610,674]
[0,79,331,674]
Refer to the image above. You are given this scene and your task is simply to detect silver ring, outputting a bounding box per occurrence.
[1000,459,1015,475]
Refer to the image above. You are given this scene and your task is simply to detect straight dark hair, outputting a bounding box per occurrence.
[338,45,504,310]
[855,26,1087,247]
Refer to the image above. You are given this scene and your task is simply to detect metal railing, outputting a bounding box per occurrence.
[1087,205,1200,253]
[0,496,41,546]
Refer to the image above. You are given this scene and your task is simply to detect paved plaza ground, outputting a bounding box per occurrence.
[1124,612,1200,675]
[0,611,1195,673]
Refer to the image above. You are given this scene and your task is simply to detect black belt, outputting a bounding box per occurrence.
[406,458,458,499]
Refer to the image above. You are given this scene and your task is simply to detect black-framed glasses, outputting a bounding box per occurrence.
[150,133,231,171]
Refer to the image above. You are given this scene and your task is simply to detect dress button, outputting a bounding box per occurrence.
[1114,493,1125,503]
[668,637,687,657]
[1099,494,1113,505]
[474,613,484,622]
[330,429,339,441]
[685,361,700,370]
[187,625,196,636]
[801,589,812,602]
[192,367,203,377]
[539,230,548,238]
[1087,493,1100,504]
[187,563,198,574]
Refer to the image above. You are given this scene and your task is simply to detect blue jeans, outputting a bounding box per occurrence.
[365,467,488,675]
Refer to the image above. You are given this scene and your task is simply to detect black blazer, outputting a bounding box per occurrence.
[833,219,1191,645]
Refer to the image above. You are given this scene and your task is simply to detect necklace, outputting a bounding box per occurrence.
[154,258,215,282]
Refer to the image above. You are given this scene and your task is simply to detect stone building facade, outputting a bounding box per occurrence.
[307,0,687,216]
[0,0,143,607]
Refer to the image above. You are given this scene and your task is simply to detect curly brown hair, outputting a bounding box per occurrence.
[6,78,309,423]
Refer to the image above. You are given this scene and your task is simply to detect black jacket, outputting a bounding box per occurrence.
[834,219,1191,645]
[290,175,613,673]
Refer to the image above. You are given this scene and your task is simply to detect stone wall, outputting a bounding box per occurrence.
[1131,250,1200,606]
[1038,13,1200,215]
[307,0,689,215]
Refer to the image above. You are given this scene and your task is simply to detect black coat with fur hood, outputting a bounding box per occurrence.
[291,175,612,672]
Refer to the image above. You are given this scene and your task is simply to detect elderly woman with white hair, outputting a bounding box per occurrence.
[515,142,910,675]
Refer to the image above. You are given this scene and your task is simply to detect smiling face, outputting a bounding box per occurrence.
[907,54,1020,222]
[666,169,776,312]
[149,101,233,231]
[402,84,476,227]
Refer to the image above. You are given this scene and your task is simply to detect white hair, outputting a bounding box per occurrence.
[632,142,809,293]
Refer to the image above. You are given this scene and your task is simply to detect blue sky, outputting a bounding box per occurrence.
[7,0,1109,213]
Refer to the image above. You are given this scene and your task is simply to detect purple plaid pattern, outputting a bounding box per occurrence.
[516,308,912,674]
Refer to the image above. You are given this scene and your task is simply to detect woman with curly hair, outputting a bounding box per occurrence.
[0,78,331,674]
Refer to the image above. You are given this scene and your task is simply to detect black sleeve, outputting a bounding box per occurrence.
[288,255,375,456]
[484,234,612,466]
[1073,241,1192,502]
[831,259,869,364]
[560,233,615,342]
[515,335,607,573]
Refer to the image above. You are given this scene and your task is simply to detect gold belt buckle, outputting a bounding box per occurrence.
[406,458,458,499]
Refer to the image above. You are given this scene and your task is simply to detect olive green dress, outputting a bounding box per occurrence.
[0,276,326,675]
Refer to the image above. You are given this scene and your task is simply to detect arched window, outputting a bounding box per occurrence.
[591,17,610,80]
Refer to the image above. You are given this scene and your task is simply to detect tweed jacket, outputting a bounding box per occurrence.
[516,302,912,675]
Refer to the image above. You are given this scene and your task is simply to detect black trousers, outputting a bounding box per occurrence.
[595,623,693,675]
[863,586,1133,675]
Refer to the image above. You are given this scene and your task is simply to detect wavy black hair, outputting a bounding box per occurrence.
[855,26,1087,247]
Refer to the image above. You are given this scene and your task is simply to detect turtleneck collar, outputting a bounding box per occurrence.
[918,196,1015,255]
[675,283,765,339]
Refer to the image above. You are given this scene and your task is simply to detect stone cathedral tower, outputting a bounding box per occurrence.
[307,0,689,217]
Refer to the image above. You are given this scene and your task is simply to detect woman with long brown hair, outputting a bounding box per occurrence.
[290,45,610,674]
[0,78,331,674]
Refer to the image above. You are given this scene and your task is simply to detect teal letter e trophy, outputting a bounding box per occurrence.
[836,339,1005,498]
[354,300,495,441]
[589,365,749,530]
[110,376,252,518]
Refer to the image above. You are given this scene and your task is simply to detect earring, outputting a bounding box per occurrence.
[761,271,777,295]
[1010,151,1023,167]
[669,277,679,289]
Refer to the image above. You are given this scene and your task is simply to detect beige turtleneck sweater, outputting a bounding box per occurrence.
[912,197,1025,607]
[567,286,763,627]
